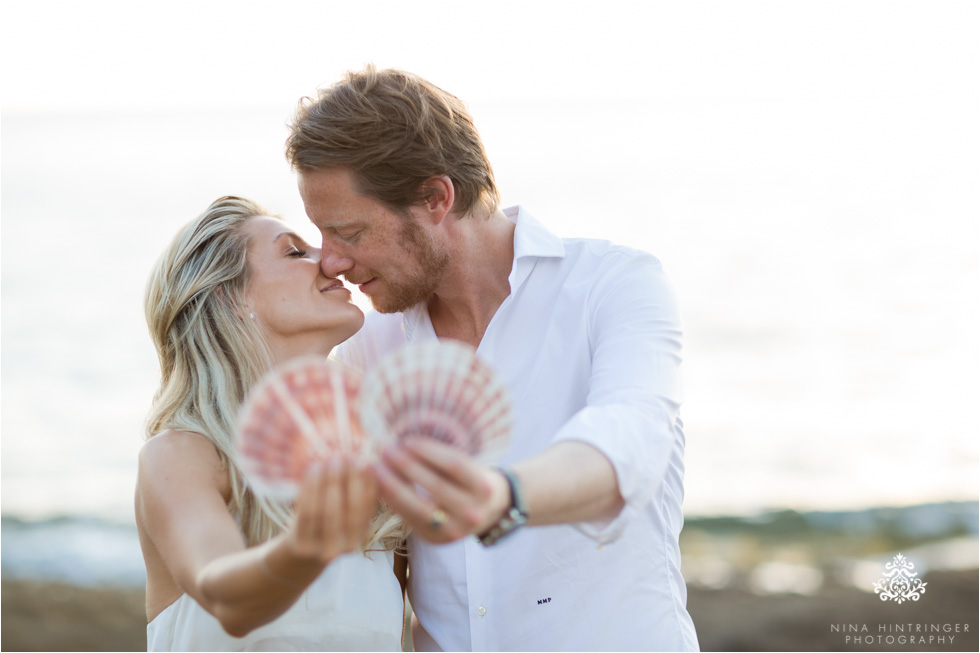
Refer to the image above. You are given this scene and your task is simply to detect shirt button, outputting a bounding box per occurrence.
[477,606,487,617]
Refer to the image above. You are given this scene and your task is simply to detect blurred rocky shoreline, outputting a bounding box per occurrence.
[3,502,976,651]
[3,570,976,652]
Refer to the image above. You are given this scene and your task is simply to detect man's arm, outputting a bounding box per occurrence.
[374,438,622,542]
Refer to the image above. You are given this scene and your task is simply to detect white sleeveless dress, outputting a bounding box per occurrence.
[146,549,403,651]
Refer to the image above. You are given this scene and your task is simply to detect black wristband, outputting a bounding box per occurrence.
[476,468,528,547]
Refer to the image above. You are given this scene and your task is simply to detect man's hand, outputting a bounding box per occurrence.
[371,438,511,543]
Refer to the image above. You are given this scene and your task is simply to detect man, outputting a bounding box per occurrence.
[286,66,699,652]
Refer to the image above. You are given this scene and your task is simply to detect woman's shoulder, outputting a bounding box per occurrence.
[141,428,221,458]
[138,430,232,500]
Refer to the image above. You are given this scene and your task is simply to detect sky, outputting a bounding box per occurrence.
[1,1,978,518]
[3,1,976,113]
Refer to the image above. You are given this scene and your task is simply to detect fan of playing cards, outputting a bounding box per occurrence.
[236,340,512,500]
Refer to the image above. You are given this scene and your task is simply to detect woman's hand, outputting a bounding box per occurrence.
[199,456,379,635]
[370,437,510,543]
[267,456,379,583]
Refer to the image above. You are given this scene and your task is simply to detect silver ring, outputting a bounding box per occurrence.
[429,509,447,529]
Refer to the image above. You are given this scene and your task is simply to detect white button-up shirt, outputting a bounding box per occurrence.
[337,206,699,652]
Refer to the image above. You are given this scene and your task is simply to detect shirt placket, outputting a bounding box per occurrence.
[463,537,491,650]
[463,263,528,652]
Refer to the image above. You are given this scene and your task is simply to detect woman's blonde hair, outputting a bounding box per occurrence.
[286,64,499,218]
[144,196,403,550]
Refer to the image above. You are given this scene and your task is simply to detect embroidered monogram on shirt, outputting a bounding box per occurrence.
[537,597,552,605]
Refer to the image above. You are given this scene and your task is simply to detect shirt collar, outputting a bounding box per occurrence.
[403,205,562,341]
[504,205,565,261]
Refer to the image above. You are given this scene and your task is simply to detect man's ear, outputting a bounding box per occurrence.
[418,175,455,224]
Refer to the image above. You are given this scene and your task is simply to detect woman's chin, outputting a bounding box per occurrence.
[328,309,366,349]
[267,312,365,364]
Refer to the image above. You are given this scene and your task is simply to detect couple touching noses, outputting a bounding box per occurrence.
[138,66,699,651]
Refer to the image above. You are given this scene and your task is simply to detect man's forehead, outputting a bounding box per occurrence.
[298,168,375,228]
[298,166,355,197]
[303,203,372,229]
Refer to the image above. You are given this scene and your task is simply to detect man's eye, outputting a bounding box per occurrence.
[337,231,360,244]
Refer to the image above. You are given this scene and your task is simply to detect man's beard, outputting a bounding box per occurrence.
[369,216,449,314]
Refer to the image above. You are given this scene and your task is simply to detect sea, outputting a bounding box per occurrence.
[2,98,977,586]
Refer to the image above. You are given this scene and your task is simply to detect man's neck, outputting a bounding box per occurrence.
[426,210,516,349]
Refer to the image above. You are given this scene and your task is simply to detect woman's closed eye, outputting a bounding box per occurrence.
[286,246,309,257]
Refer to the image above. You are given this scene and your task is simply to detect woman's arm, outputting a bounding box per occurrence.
[136,430,377,637]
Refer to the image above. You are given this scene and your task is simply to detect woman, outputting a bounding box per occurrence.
[138,196,406,651]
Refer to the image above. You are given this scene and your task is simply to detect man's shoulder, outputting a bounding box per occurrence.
[552,235,665,283]
[512,205,661,271]
[542,235,676,318]
[563,234,661,263]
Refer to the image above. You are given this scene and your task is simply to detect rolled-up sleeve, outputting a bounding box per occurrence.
[550,251,684,543]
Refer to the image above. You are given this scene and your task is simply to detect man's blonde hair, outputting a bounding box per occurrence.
[144,196,403,550]
[287,65,500,218]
